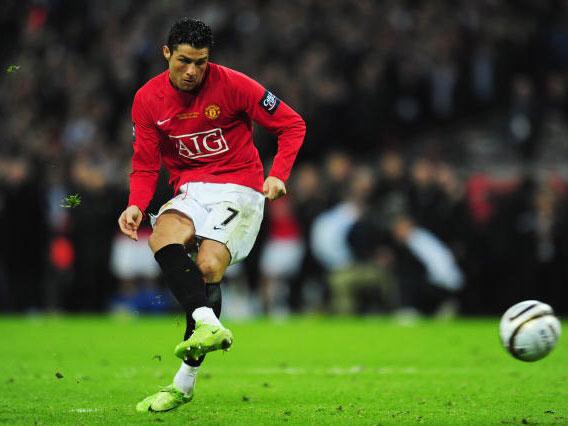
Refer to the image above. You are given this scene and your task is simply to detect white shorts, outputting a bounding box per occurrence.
[152,182,265,265]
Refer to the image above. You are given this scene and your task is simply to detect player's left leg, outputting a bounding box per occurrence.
[154,241,231,413]
[195,239,231,282]
[172,240,228,384]
[139,183,263,413]
[136,281,223,413]
[138,212,228,412]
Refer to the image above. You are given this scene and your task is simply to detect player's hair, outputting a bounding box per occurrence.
[167,18,214,52]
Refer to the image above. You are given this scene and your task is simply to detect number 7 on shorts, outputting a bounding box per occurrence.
[214,207,239,229]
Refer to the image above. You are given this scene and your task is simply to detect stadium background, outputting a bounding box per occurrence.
[2,0,568,317]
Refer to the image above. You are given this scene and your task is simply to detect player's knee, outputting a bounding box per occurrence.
[196,257,224,282]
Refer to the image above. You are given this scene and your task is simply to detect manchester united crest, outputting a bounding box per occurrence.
[204,104,221,120]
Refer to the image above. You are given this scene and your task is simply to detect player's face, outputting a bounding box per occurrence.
[163,44,209,92]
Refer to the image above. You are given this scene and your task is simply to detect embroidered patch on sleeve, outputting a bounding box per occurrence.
[259,90,281,115]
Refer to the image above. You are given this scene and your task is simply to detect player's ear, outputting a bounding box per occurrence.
[162,45,171,61]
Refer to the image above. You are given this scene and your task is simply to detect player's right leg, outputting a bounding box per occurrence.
[149,210,230,343]
[174,239,233,361]
[137,211,230,412]
[136,283,225,413]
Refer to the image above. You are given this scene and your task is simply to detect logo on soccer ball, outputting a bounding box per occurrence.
[204,104,221,120]
[500,300,561,362]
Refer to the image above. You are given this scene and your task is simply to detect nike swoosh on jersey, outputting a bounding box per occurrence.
[157,117,172,126]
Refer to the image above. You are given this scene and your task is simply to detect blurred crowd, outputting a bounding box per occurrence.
[257,152,568,317]
[1,0,568,315]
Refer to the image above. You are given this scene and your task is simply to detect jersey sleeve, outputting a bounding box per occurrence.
[230,71,306,182]
[128,90,161,213]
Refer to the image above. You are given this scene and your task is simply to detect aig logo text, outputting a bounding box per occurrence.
[170,128,229,159]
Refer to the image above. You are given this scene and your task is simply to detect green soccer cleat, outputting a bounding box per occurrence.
[174,321,233,361]
[136,384,192,413]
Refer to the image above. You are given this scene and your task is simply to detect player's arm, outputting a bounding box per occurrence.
[231,72,306,200]
[118,91,161,240]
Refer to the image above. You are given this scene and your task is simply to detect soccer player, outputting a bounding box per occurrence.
[117,18,305,412]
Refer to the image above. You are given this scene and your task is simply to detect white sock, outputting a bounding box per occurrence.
[192,306,222,327]
[173,362,199,395]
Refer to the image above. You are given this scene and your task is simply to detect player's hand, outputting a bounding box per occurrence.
[118,205,143,241]
[263,176,287,200]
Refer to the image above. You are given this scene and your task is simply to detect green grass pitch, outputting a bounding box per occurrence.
[0,315,566,425]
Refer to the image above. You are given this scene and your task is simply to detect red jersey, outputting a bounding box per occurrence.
[128,62,306,213]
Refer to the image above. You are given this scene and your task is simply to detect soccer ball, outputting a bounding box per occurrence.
[499,300,561,362]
